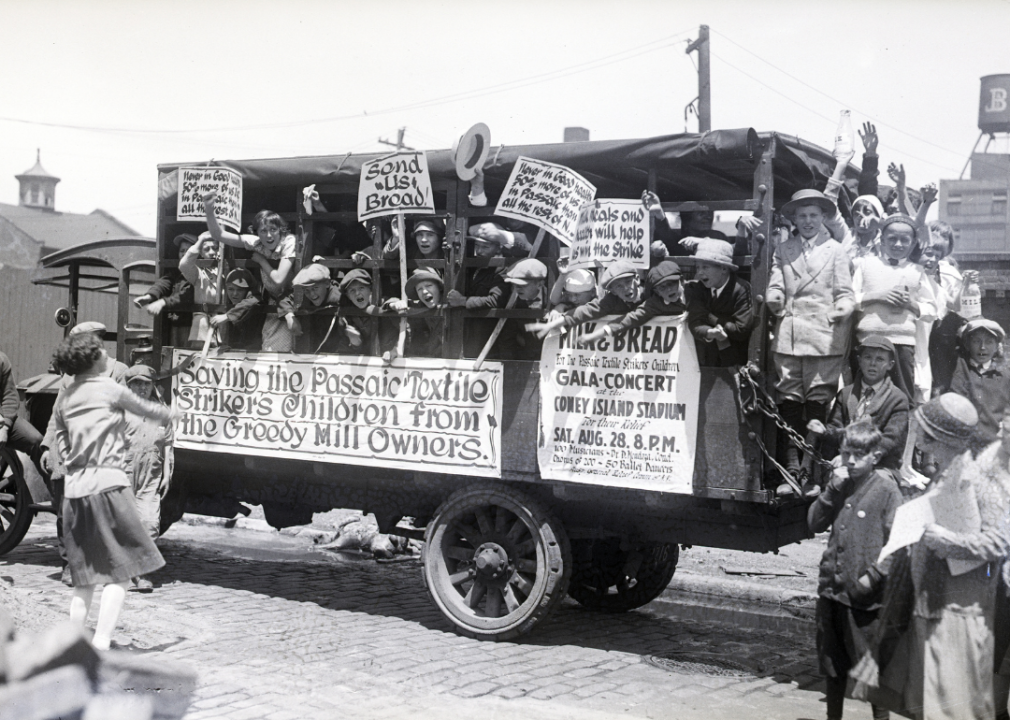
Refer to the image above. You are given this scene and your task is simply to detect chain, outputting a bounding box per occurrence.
[734,365,834,489]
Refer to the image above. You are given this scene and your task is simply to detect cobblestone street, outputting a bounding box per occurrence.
[2,515,850,720]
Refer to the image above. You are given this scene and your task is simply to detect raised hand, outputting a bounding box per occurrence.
[920,183,938,205]
[887,162,906,186]
[858,122,878,155]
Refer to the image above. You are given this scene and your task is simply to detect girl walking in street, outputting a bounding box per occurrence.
[52,333,175,650]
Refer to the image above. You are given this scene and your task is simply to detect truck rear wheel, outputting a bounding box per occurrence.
[568,539,678,613]
[0,450,35,556]
[422,483,571,640]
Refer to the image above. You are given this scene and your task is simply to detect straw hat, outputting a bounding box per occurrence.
[452,123,491,181]
[692,239,737,270]
[781,189,836,218]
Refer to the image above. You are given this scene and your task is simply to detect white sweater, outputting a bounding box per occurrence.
[852,255,937,346]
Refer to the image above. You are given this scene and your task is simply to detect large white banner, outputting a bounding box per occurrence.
[173,351,503,478]
[538,316,700,493]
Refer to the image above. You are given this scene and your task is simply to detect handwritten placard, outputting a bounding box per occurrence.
[173,351,503,478]
[569,199,650,270]
[538,316,700,493]
[494,157,596,245]
[177,167,243,232]
[357,151,435,221]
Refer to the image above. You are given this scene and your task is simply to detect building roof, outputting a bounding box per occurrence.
[0,202,139,252]
[16,150,60,182]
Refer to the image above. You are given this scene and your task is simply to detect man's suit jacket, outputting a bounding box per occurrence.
[685,276,754,367]
[766,229,854,357]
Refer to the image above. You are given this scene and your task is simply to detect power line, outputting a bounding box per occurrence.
[0,29,695,138]
[709,28,973,163]
[709,50,962,175]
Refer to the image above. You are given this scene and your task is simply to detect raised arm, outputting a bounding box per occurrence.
[887,163,913,216]
[113,384,174,425]
[857,122,879,198]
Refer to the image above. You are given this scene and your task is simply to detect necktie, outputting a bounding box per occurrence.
[857,387,875,418]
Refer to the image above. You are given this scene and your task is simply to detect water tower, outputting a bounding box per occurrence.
[939,75,1010,327]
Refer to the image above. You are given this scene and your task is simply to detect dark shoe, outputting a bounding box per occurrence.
[61,566,73,587]
[129,577,154,593]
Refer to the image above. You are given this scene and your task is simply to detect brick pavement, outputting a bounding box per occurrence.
[0,515,869,720]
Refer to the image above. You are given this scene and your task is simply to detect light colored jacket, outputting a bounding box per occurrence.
[766,229,854,357]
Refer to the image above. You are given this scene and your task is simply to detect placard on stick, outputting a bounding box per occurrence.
[494,156,596,245]
[357,151,435,221]
[177,167,243,232]
[569,199,650,270]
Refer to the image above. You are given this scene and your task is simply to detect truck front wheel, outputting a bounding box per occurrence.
[0,450,35,556]
[422,484,571,640]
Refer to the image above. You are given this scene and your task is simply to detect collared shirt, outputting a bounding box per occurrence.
[970,359,1000,376]
[855,378,885,418]
[711,279,729,300]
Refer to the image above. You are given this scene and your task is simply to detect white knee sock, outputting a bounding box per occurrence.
[91,581,128,650]
[69,585,95,626]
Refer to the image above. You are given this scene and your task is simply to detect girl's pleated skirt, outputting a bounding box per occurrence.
[63,486,165,587]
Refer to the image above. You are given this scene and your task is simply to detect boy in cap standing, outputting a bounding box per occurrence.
[280,263,343,353]
[548,267,599,314]
[496,259,548,361]
[766,189,855,481]
[209,268,262,351]
[807,336,910,485]
[684,239,753,367]
[122,364,173,592]
[576,260,686,346]
[949,318,1010,450]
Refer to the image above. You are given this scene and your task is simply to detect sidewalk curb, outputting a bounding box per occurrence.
[666,570,818,608]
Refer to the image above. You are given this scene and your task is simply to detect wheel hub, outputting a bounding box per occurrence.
[474,542,510,581]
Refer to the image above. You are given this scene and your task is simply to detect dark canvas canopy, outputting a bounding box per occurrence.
[159,129,853,208]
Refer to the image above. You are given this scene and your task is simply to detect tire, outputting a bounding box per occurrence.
[568,539,678,613]
[422,483,571,641]
[0,449,35,556]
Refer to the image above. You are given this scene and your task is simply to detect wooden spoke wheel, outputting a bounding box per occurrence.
[568,539,678,613]
[0,449,35,556]
[422,484,571,640]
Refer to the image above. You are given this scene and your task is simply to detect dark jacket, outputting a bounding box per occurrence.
[949,356,1010,448]
[461,266,509,358]
[685,276,753,367]
[823,376,909,470]
[146,270,193,309]
[561,291,644,329]
[808,469,902,609]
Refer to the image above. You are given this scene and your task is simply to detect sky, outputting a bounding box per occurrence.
[2,0,1009,237]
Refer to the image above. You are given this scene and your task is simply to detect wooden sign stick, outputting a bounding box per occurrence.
[473,227,546,370]
[395,212,408,358]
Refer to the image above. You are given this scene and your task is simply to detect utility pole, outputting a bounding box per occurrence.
[685,25,711,133]
[378,127,414,151]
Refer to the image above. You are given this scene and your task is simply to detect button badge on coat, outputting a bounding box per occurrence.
[857,510,866,519]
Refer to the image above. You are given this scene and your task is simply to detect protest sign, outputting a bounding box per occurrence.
[177,167,243,232]
[494,156,596,245]
[173,351,503,478]
[538,315,700,493]
[569,199,650,270]
[357,151,435,221]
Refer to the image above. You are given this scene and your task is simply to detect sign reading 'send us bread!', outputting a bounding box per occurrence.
[173,351,503,478]
[357,151,435,220]
[538,316,700,493]
[494,156,596,245]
